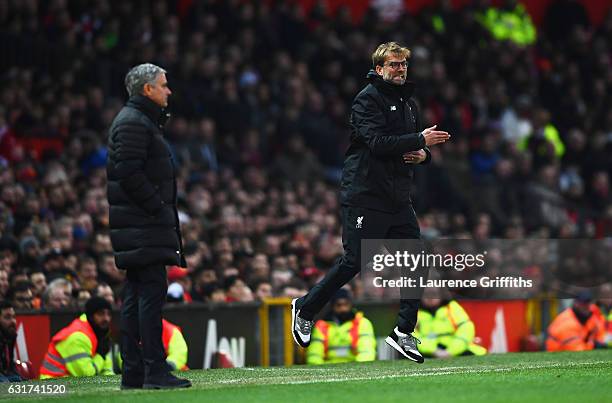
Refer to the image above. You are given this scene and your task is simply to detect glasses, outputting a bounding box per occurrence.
[384,61,409,70]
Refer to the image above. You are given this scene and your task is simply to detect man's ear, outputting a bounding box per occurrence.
[375,65,383,76]
[142,83,153,96]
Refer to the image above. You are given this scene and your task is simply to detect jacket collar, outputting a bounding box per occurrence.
[366,69,415,100]
[126,94,170,129]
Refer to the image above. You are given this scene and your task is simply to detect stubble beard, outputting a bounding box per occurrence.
[383,71,406,86]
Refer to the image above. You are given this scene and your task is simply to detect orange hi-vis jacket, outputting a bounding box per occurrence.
[40,314,112,378]
[546,305,606,352]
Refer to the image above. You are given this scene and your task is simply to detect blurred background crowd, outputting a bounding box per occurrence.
[0,0,610,311]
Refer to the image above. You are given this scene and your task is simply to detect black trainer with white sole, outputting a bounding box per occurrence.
[385,327,424,363]
[291,298,314,348]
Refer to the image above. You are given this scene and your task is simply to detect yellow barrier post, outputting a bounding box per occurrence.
[258,301,270,367]
[258,298,293,367]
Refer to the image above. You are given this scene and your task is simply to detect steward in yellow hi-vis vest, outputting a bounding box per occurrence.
[307,289,376,364]
[40,297,114,378]
[415,295,486,358]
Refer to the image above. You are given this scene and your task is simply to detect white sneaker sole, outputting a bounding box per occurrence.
[385,336,421,363]
[291,298,307,348]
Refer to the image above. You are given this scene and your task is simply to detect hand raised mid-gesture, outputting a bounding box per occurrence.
[422,125,450,146]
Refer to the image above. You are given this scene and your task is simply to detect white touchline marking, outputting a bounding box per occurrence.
[238,365,476,373]
[219,361,609,386]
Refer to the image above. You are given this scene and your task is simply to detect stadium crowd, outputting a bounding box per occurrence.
[0,0,611,311]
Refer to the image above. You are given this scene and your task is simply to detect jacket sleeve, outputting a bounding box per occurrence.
[549,332,589,351]
[55,332,104,377]
[410,99,431,165]
[355,318,377,362]
[591,308,607,348]
[306,323,326,365]
[420,147,432,164]
[351,93,426,156]
[101,352,114,375]
[111,121,163,215]
[446,302,475,356]
[166,328,188,371]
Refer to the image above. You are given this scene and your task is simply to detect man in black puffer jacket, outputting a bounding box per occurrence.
[291,42,450,363]
[107,63,190,390]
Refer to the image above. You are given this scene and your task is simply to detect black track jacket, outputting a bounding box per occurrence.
[341,70,431,213]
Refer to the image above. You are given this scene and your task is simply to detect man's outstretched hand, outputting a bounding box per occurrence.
[422,125,450,146]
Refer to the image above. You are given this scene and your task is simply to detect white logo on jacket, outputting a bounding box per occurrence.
[356,216,364,229]
[390,105,397,111]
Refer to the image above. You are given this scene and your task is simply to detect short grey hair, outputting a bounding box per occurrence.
[43,278,71,305]
[124,63,166,97]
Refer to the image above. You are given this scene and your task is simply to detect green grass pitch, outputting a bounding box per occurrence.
[4,350,611,403]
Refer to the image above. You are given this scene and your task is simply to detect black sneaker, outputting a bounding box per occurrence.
[291,298,314,348]
[143,373,192,389]
[385,327,424,363]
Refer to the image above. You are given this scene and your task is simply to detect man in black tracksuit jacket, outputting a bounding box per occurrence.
[107,63,190,389]
[292,42,450,363]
